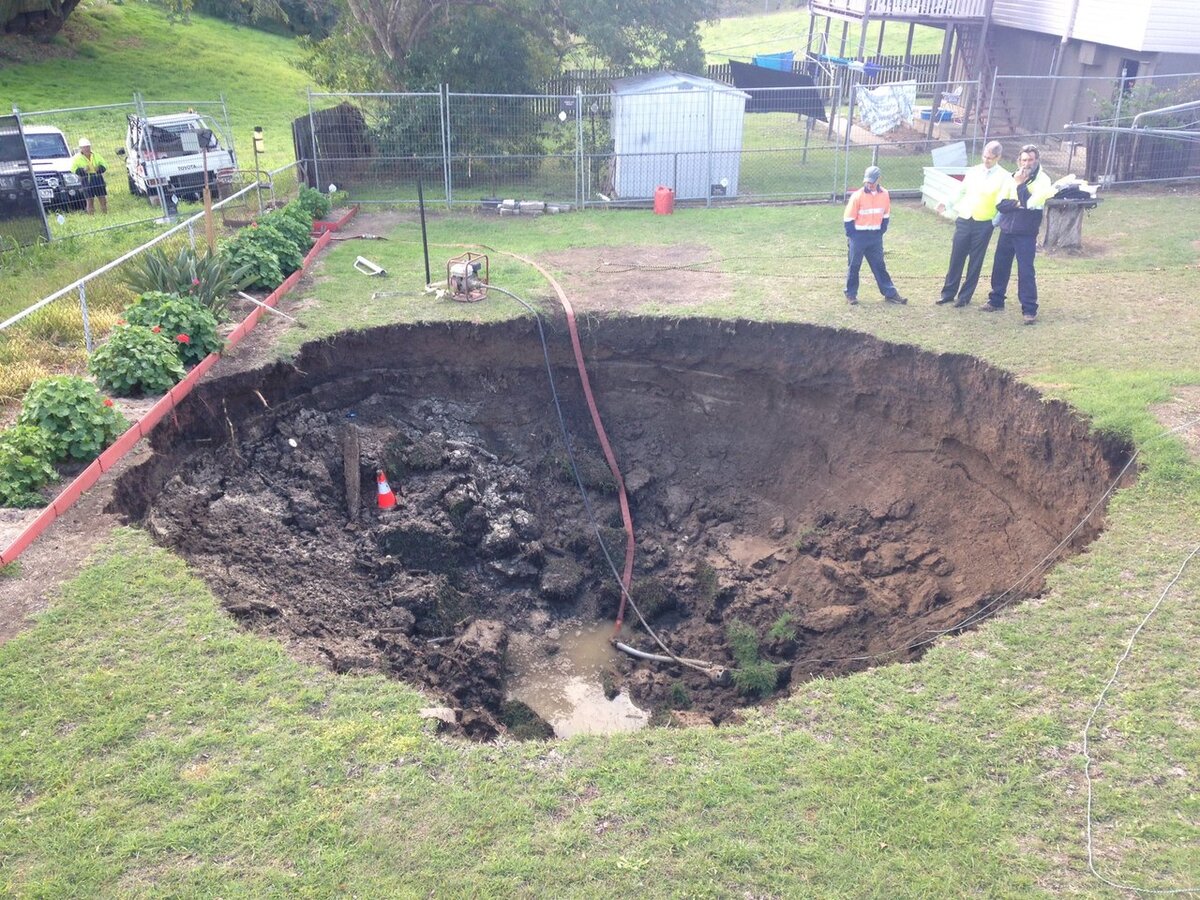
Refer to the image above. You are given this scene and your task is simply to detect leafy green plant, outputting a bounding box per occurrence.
[124,293,223,366]
[16,376,128,464]
[296,185,332,221]
[767,612,797,642]
[125,245,249,320]
[726,620,781,698]
[219,234,284,291]
[259,203,313,252]
[220,221,304,290]
[89,325,186,397]
[0,425,58,507]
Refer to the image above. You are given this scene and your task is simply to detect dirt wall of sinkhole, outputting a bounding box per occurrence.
[112,317,1134,735]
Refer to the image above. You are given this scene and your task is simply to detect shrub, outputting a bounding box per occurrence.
[726,620,781,698]
[296,185,332,221]
[125,292,222,366]
[220,221,304,290]
[125,245,249,320]
[0,425,58,507]
[17,376,128,463]
[260,203,313,251]
[219,234,284,291]
[89,325,186,396]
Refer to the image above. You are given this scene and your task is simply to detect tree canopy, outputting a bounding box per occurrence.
[306,0,719,92]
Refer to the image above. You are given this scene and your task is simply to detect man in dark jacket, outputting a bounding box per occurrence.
[983,144,1053,324]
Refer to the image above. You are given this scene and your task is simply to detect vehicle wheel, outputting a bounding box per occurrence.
[128,175,138,195]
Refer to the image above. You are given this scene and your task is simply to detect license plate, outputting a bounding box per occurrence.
[39,188,53,201]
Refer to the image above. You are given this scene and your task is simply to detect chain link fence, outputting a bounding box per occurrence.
[0,162,301,409]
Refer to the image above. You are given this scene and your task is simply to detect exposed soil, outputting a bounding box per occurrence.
[111,316,1134,738]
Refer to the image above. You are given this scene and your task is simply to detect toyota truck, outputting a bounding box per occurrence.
[123,111,236,201]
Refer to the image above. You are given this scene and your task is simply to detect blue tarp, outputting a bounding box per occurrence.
[752,51,794,71]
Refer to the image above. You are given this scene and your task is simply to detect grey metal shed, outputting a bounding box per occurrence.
[611,71,749,201]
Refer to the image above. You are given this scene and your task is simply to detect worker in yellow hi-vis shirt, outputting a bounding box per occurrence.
[842,165,907,306]
[68,138,108,215]
[936,140,1008,307]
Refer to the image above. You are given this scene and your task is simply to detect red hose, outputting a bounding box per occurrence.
[502,252,636,631]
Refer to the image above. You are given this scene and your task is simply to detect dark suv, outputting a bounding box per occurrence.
[23,125,87,212]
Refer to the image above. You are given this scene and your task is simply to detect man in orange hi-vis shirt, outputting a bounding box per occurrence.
[842,165,906,306]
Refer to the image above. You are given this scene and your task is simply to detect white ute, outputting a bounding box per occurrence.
[122,111,236,201]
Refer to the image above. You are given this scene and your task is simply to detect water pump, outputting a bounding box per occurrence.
[447,252,488,302]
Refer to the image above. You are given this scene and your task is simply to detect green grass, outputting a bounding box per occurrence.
[701,8,946,64]
[0,1,312,267]
[2,186,1200,897]
[3,3,311,171]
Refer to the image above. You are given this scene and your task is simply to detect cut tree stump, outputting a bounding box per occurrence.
[1043,198,1100,251]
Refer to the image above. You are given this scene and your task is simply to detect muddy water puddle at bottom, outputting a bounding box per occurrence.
[506,622,649,737]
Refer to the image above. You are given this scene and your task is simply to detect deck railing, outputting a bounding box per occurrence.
[810,0,988,19]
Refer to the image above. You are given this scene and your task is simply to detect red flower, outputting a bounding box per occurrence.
[103,398,114,407]
[176,333,191,344]
[117,318,126,325]
[151,325,161,333]
[191,278,201,286]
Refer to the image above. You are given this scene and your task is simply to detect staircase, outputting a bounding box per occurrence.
[954,25,1018,136]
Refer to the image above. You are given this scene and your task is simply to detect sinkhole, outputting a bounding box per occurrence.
[112,317,1133,740]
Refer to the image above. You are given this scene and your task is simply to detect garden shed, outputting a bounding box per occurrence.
[611,72,749,201]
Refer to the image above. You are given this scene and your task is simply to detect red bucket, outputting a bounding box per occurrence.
[653,185,675,215]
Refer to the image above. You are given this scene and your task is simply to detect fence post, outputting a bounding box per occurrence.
[706,85,715,208]
[1103,69,1128,187]
[440,85,452,209]
[984,67,997,145]
[307,88,321,195]
[575,87,584,210]
[79,282,93,355]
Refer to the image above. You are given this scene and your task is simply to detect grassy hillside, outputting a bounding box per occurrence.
[0,1,312,169]
[701,8,946,64]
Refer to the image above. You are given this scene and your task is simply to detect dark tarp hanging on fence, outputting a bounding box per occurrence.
[729,60,827,122]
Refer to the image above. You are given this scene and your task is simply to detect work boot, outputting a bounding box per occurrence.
[980,303,1003,312]
[845,294,859,306]
[885,294,907,305]
[935,296,956,305]
[1022,313,1037,325]
[952,298,971,307]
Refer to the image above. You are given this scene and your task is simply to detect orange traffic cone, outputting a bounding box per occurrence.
[376,470,397,510]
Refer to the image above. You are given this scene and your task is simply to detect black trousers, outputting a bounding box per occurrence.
[940,218,994,303]
[988,231,1038,315]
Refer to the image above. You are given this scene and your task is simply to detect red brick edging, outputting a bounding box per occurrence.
[0,205,359,567]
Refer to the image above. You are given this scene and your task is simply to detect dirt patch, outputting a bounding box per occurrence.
[1151,386,1200,462]
[538,244,731,312]
[111,317,1133,738]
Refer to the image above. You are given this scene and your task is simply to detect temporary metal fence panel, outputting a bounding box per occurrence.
[987,71,1200,185]
[447,91,582,208]
[0,162,302,407]
[305,91,446,206]
[0,113,50,249]
[12,95,241,243]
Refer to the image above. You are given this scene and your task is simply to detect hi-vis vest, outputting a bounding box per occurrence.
[843,186,891,231]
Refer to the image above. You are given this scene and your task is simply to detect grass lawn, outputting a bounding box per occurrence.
[2,188,1198,895]
[701,9,946,63]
